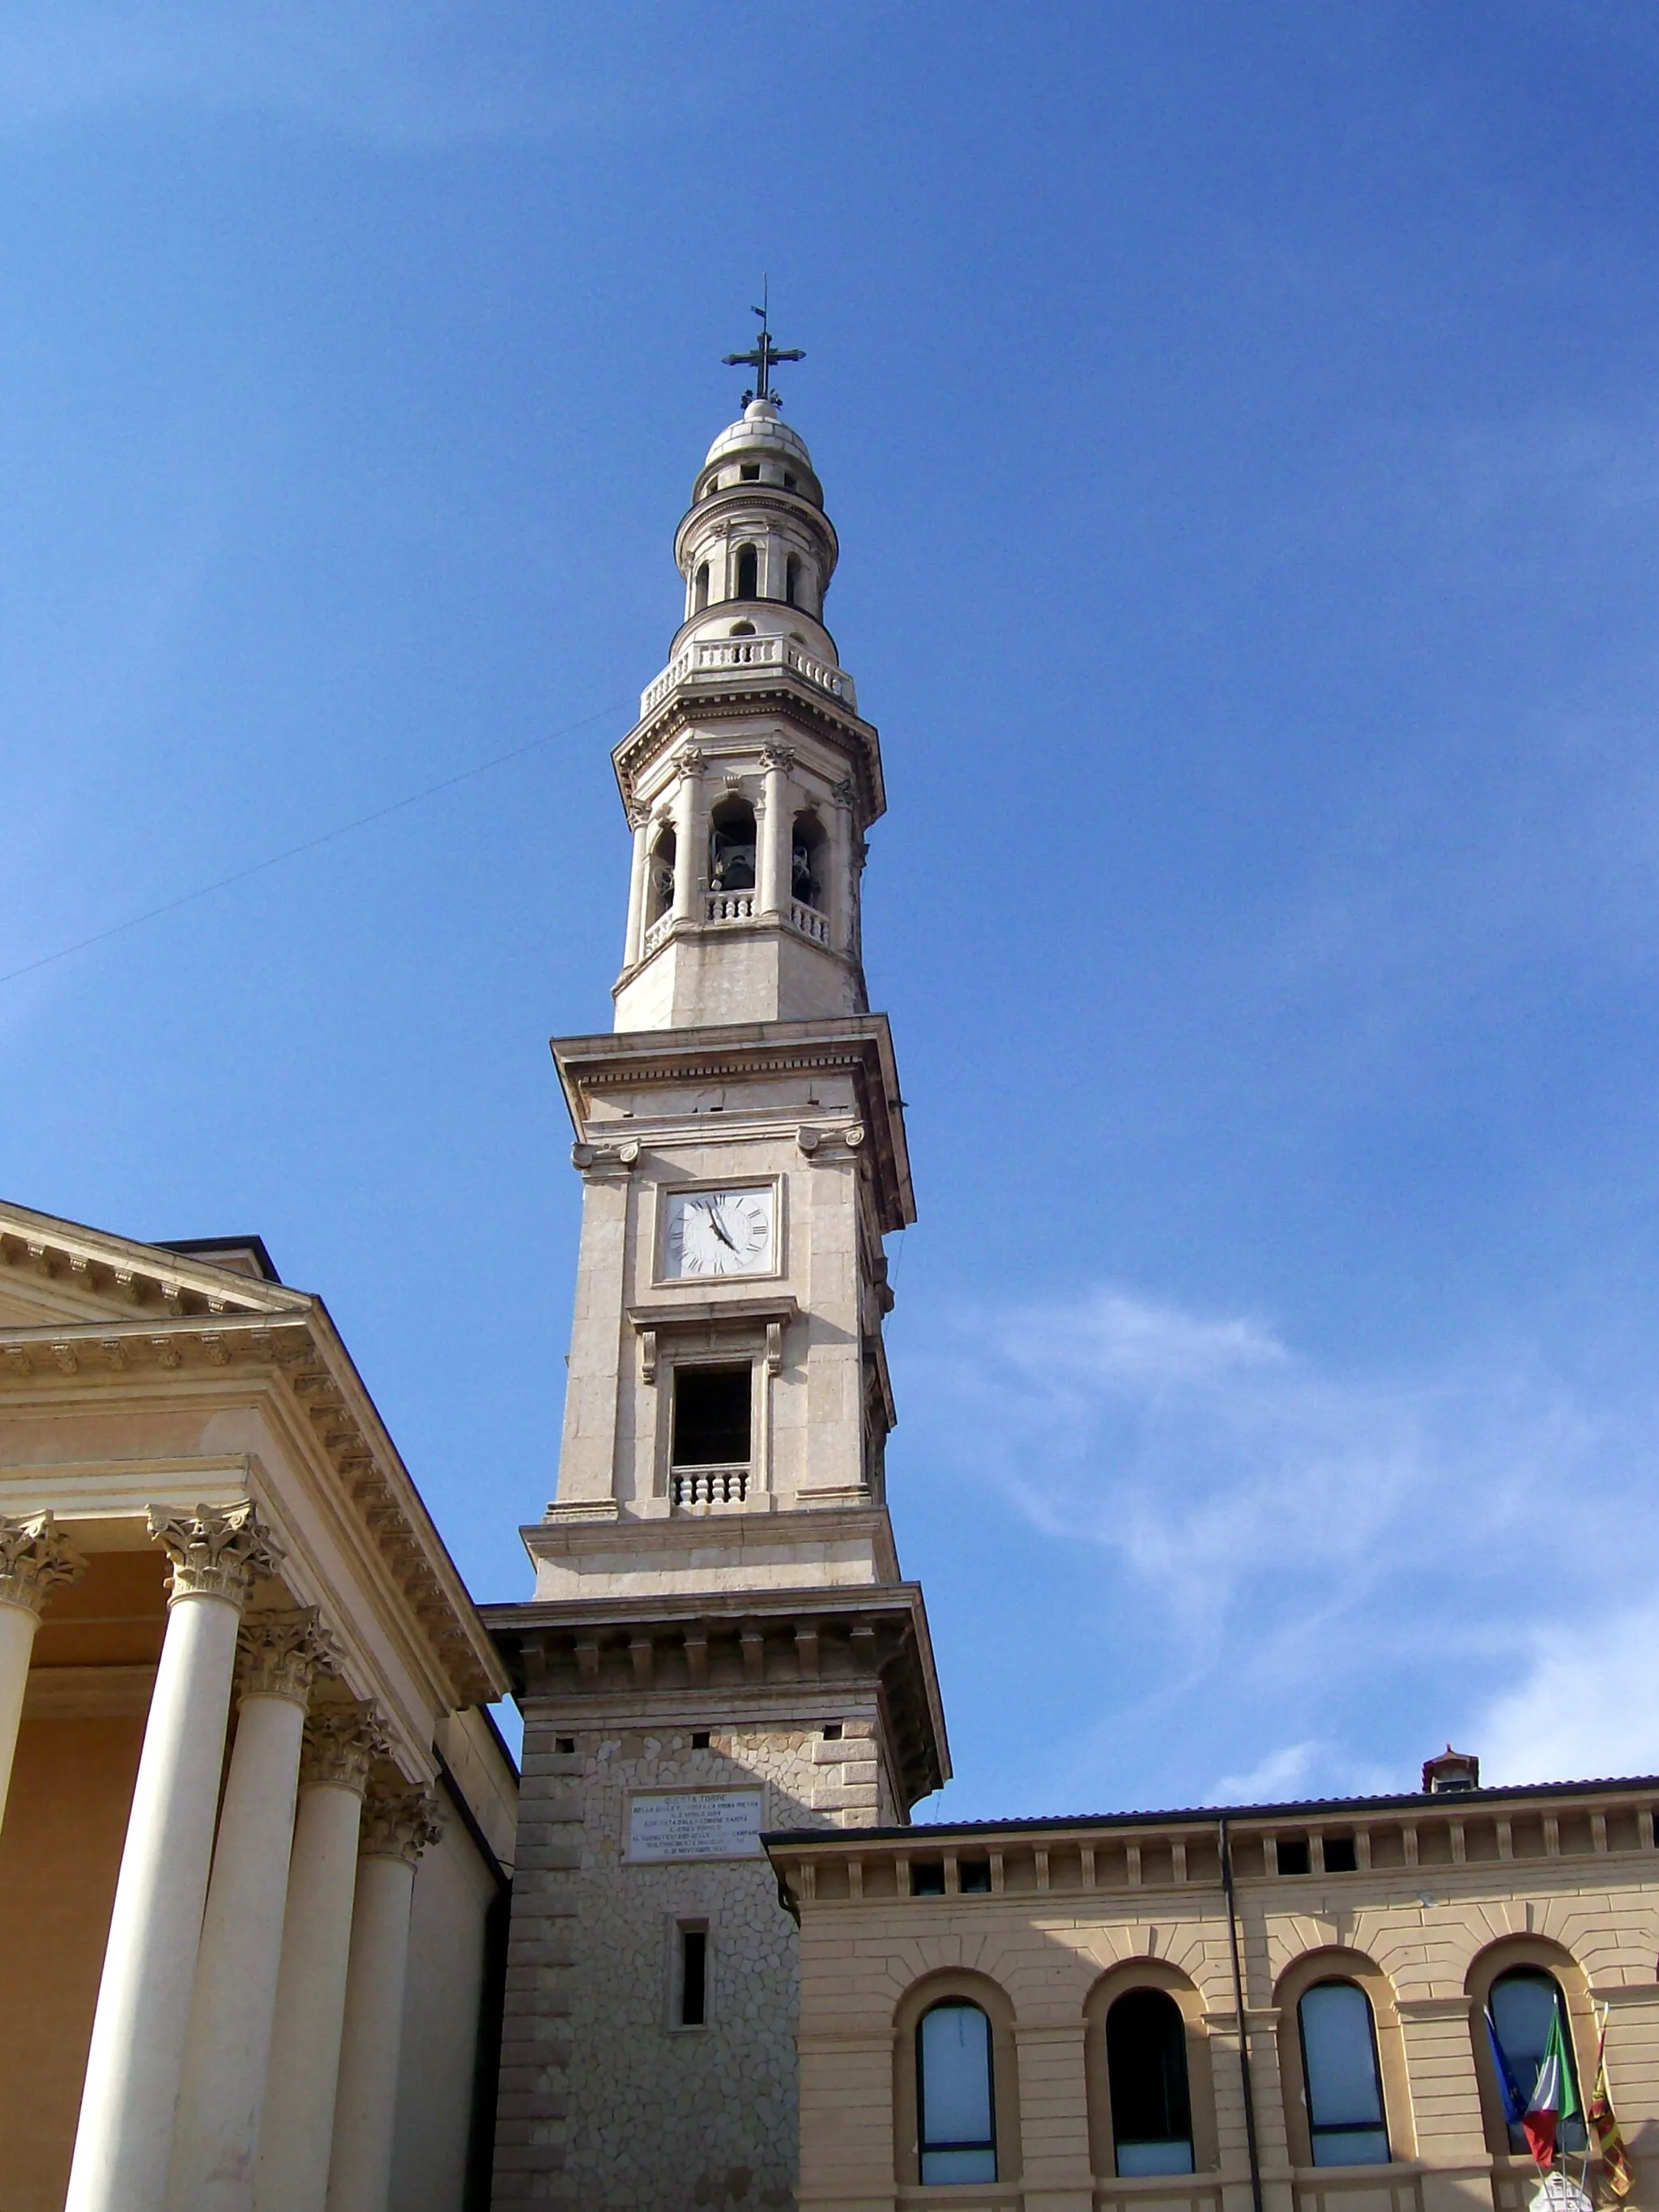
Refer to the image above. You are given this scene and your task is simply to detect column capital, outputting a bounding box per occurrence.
[147,1500,284,1606]
[0,1510,87,1617]
[761,742,797,774]
[360,1784,444,1866]
[301,1702,389,1796]
[237,1606,340,1706]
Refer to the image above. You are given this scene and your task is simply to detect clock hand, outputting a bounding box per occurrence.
[705,1200,738,1251]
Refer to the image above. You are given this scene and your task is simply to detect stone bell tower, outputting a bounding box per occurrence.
[484,330,948,2212]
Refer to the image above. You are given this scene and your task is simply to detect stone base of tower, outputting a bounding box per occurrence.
[483,1585,945,2210]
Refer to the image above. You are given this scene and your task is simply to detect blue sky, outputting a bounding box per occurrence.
[6,2,1659,1818]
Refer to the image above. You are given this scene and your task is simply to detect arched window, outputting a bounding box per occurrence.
[733,542,759,600]
[917,2001,996,2184]
[693,561,710,612]
[785,554,802,607]
[1106,1989,1193,2175]
[646,829,676,924]
[708,798,756,893]
[1488,1971,1586,2156]
[1298,1981,1388,2166]
[791,813,826,912]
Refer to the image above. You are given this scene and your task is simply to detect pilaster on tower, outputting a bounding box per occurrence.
[612,399,884,1033]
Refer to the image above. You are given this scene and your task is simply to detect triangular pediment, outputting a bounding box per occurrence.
[0,1200,309,1332]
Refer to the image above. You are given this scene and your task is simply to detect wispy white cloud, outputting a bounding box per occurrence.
[1476,1600,1659,1787]
[902,1284,1659,1794]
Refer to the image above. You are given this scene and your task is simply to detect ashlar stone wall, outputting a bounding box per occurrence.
[497,1702,890,2210]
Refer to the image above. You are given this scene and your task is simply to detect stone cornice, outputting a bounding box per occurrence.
[485,1579,949,1810]
[0,1238,506,1712]
[552,1016,915,1234]
[612,680,885,828]
[0,1206,305,1321]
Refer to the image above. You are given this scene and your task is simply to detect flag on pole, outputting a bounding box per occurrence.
[1589,2018,1633,2198]
[1487,2011,1527,2132]
[1523,2008,1581,2170]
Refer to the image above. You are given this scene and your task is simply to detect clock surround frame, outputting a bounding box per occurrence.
[653,1173,786,1290]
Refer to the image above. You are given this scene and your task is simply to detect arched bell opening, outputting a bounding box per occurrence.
[693,560,710,613]
[646,828,677,925]
[791,812,827,915]
[709,798,757,896]
[732,542,759,601]
[785,554,802,607]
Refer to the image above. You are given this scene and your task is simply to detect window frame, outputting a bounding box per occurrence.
[1105,1985,1196,2176]
[1296,1979,1391,2168]
[916,1999,997,2185]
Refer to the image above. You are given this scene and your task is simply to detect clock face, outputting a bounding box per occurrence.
[663,1187,774,1279]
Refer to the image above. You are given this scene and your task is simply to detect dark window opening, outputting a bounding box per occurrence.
[1299,1980,1389,2166]
[693,560,710,612]
[672,1366,752,1467]
[1324,1837,1358,1873]
[1277,1838,1311,1875]
[709,797,757,893]
[646,828,676,925]
[821,1722,842,1741]
[1489,1971,1586,2154]
[1107,1988,1194,2175]
[691,1730,711,1750]
[791,813,826,910]
[740,462,761,481]
[786,554,802,607]
[783,471,797,490]
[960,1860,993,1894]
[734,542,759,599]
[911,1860,946,1896]
[554,1737,575,1754]
[918,2002,996,2184]
[680,1927,707,2027]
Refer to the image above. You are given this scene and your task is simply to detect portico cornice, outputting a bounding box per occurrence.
[0,1212,505,1712]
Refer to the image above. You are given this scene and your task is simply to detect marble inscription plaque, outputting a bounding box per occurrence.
[628,1788,764,1861]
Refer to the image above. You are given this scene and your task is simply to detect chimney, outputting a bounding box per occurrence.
[1422,1745,1479,1794]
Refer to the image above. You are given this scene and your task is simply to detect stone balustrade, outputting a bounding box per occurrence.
[639,633,856,718]
[672,1464,748,1509]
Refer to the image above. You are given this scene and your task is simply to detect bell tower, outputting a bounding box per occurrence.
[484,332,947,2212]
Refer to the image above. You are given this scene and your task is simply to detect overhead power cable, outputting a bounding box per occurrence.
[0,698,631,992]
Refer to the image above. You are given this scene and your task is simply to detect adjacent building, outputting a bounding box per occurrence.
[0,1208,516,2212]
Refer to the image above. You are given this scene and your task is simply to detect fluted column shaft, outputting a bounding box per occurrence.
[254,1705,387,2212]
[325,1788,444,2212]
[167,1610,339,2212]
[66,1503,283,2212]
[0,1511,84,1832]
[623,810,651,965]
[757,747,794,918]
[672,754,703,923]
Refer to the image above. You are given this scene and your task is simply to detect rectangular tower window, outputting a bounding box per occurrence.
[679,1925,708,2027]
[672,1365,751,1466]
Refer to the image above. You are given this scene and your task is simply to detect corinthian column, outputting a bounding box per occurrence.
[325,1785,444,2212]
[0,1510,85,1831]
[167,1609,341,2212]
[672,748,705,923]
[254,1703,388,2212]
[758,744,795,918]
[66,1502,284,2212]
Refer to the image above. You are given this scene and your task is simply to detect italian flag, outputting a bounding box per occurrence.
[1523,2010,1580,2168]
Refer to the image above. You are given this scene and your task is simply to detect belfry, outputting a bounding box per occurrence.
[484,336,948,2207]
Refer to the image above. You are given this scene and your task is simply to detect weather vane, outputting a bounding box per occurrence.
[722,278,804,407]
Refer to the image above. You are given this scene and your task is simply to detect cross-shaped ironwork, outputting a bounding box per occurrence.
[721,281,804,407]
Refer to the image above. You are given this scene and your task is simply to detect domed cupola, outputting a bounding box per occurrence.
[673,399,839,663]
[608,314,885,1034]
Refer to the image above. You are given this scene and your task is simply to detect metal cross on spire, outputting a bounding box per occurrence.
[721,279,804,407]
